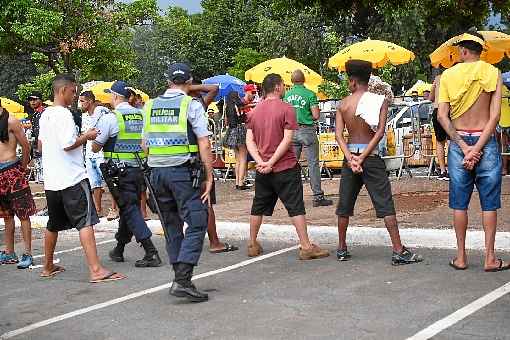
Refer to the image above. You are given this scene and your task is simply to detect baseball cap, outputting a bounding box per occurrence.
[28,91,43,100]
[166,63,192,83]
[104,80,130,97]
[244,84,257,93]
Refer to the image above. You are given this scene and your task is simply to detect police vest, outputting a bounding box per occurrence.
[103,106,145,160]
[144,94,198,157]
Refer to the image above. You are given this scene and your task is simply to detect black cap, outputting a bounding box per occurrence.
[28,91,43,100]
[104,80,130,97]
[166,63,191,83]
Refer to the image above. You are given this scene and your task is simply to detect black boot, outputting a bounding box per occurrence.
[135,238,162,267]
[108,243,125,262]
[169,263,208,302]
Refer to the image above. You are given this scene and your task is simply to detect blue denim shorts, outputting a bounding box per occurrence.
[85,157,105,189]
[448,135,501,211]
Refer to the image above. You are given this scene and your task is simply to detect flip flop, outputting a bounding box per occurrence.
[485,259,510,272]
[90,272,126,284]
[449,258,468,270]
[209,243,239,254]
[40,265,66,278]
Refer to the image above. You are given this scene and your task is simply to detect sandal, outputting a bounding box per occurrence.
[40,265,66,278]
[485,259,510,272]
[90,272,126,283]
[209,243,239,254]
[449,258,468,270]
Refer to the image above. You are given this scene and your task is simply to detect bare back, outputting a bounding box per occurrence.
[340,92,376,144]
[0,117,21,163]
[452,91,491,130]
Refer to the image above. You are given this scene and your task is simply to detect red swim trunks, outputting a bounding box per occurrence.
[0,161,36,220]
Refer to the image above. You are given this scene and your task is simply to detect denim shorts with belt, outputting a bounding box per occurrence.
[448,134,501,211]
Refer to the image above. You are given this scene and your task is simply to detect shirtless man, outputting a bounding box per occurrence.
[0,101,36,268]
[335,60,422,265]
[189,78,239,254]
[437,32,508,272]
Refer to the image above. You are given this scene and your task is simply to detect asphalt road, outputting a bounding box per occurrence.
[1,233,510,340]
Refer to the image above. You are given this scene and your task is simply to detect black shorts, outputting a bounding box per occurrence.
[251,166,305,217]
[336,156,396,218]
[46,179,99,232]
[432,108,448,142]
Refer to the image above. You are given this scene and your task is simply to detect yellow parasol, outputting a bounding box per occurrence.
[429,31,510,68]
[81,81,150,104]
[405,81,433,96]
[328,39,415,71]
[0,97,24,113]
[0,97,27,119]
[244,57,323,93]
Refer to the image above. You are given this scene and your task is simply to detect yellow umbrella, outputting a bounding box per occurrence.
[405,81,433,96]
[82,81,150,104]
[328,39,415,71]
[430,31,510,68]
[244,57,323,93]
[0,97,24,114]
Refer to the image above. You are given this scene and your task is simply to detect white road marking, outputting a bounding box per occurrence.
[29,258,60,270]
[406,281,510,340]
[32,239,116,259]
[0,245,299,339]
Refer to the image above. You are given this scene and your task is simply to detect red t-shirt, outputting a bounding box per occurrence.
[246,98,298,173]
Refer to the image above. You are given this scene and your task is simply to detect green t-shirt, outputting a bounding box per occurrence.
[284,85,319,126]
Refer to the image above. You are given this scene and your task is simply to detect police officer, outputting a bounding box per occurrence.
[142,63,213,302]
[92,80,162,267]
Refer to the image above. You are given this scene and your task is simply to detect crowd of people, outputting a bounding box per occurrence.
[0,31,509,304]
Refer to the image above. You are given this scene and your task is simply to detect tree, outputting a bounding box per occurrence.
[227,48,267,80]
[0,0,158,82]
[0,55,38,100]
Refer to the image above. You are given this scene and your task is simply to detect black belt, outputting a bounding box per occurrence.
[298,124,315,127]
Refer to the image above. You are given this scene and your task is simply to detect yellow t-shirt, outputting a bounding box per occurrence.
[438,60,499,120]
[500,86,510,127]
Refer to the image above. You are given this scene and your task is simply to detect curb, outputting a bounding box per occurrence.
[9,217,510,252]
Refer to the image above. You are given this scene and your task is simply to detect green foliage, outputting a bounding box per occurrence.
[1,0,157,94]
[318,80,350,100]
[0,55,38,100]
[378,65,396,84]
[16,71,56,102]
[227,48,268,80]
[5,0,510,101]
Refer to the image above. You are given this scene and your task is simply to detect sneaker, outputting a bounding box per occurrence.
[391,246,423,266]
[299,244,330,260]
[247,241,263,257]
[106,208,119,221]
[0,251,6,264]
[336,249,352,261]
[1,252,18,265]
[313,197,333,207]
[438,172,450,181]
[17,253,33,269]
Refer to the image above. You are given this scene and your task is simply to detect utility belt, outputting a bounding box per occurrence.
[185,157,204,189]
